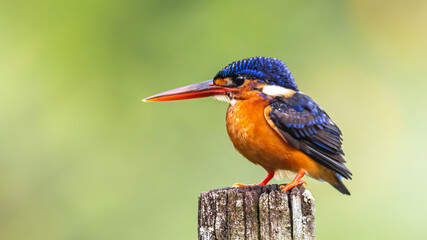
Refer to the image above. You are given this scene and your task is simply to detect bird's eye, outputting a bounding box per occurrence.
[233,77,245,86]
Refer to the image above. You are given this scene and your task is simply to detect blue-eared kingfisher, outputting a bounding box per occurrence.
[143,57,352,195]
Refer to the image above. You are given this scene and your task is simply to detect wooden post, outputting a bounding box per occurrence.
[198,184,315,240]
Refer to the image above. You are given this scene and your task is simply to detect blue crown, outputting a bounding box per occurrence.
[214,57,298,91]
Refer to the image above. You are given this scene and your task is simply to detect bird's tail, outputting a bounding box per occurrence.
[329,173,351,195]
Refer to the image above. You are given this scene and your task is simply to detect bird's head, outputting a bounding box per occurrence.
[143,57,298,103]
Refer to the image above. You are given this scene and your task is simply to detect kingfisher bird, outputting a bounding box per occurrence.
[143,57,352,195]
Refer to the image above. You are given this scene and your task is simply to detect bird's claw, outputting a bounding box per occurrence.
[280,180,307,192]
[232,183,255,188]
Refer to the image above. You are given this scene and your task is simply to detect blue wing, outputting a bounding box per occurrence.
[266,92,352,179]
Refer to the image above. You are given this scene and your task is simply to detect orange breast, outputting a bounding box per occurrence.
[226,96,331,180]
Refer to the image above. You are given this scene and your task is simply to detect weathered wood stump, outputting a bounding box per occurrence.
[198,185,315,240]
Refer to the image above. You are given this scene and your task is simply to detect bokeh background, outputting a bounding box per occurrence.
[1,0,426,239]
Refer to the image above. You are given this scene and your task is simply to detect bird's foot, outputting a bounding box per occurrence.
[232,183,259,188]
[280,169,307,192]
[232,172,275,188]
[280,180,307,192]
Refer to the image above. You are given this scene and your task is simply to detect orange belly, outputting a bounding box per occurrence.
[226,97,333,181]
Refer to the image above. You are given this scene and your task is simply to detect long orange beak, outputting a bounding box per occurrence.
[143,80,239,102]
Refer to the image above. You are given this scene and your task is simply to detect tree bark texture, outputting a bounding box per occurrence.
[198,185,315,240]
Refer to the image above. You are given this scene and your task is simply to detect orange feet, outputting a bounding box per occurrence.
[232,183,256,187]
[280,169,307,192]
[232,172,274,188]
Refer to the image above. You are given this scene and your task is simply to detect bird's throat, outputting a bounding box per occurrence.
[212,95,237,106]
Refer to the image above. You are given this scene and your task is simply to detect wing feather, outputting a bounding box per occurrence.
[265,92,352,179]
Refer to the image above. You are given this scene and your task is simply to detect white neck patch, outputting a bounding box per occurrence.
[262,85,295,97]
[212,95,237,106]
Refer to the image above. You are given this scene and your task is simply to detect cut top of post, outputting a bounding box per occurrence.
[198,185,315,240]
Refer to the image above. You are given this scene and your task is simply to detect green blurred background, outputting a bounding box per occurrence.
[1,0,426,239]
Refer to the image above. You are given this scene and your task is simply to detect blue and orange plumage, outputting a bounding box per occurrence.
[144,57,352,195]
